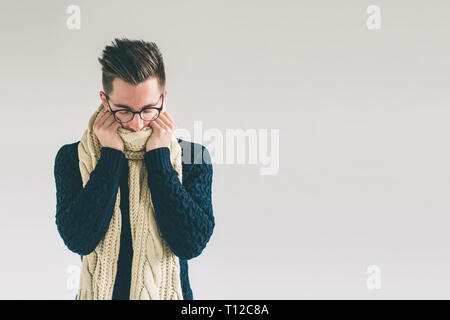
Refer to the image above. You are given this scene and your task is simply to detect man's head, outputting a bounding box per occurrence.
[98,38,167,132]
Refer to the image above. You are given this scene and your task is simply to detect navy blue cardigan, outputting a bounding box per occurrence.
[53,138,215,300]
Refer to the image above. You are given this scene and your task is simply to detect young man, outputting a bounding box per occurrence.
[54,38,215,300]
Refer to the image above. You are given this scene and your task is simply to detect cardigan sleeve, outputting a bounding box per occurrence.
[144,144,215,260]
[54,144,125,256]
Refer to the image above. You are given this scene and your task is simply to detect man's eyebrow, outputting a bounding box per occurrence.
[113,101,158,109]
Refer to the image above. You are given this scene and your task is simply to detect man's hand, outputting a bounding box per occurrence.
[93,107,124,152]
[146,111,178,152]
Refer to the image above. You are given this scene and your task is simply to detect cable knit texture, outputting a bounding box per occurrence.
[54,106,215,300]
[75,104,183,300]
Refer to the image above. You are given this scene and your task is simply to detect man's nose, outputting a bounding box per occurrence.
[128,114,145,132]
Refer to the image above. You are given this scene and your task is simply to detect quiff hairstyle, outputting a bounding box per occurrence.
[98,37,166,96]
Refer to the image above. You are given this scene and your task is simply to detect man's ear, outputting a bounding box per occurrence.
[162,88,168,112]
[99,91,106,105]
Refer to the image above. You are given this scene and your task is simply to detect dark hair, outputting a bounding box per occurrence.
[98,37,166,95]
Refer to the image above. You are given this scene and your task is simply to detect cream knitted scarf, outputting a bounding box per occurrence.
[76,103,184,300]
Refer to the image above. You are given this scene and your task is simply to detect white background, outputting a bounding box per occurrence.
[0,0,450,299]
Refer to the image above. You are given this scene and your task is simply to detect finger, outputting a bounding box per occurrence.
[105,114,119,127]
[99,112,113,127]
[158,112,176,130]
[108,119,121,128]
[154,117,170,131]
[94,110,108,127]
[164,111,175,124]
[150,119,162,130]
[100,105,109,117]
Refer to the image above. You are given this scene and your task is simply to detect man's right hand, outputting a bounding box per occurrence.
[93,107,124,152]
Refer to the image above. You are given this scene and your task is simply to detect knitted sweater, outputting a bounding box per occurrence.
[54,138,215,300]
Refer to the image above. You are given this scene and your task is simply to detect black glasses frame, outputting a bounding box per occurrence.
[102,91,164,123]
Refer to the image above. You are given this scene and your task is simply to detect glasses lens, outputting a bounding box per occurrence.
[115,110,133,123]
[141,109,159,121]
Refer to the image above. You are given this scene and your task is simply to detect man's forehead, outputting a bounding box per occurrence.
[115,90,160,101]
[110,78,163,108]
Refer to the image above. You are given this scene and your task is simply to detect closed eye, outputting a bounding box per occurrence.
[114,107,158,112]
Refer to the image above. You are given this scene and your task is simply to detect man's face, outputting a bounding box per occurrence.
[100,77,166,132]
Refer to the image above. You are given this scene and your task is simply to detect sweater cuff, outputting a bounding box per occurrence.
[144,147,175,175]
[95,147,125,177]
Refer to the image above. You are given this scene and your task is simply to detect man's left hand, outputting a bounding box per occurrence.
[146,111,178,152]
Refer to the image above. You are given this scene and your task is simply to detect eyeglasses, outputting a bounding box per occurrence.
[102,91,164,123]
